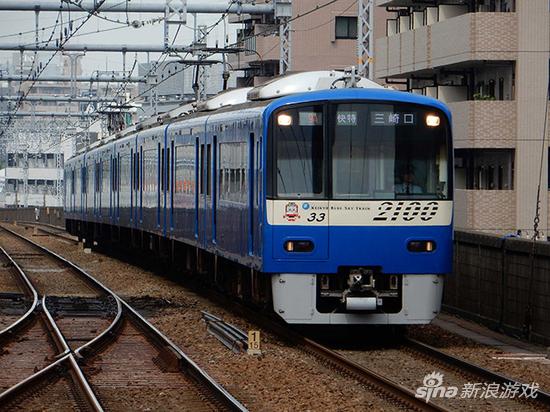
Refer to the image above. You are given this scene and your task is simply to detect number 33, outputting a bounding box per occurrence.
[307,212,326,222]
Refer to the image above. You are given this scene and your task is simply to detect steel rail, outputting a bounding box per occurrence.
[404,337,550,406]
[294,335,449,412]
[0,224,248,412]
[0,246,39,337]
[193,288,449,412]
[42,295,104,411]
[202,311,248,353]
[0,243,103,410]
[19,222,79,245]
[0,353,103,411]
[74,296,122,357]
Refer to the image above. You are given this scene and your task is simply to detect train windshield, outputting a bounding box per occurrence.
[272,102,451,200]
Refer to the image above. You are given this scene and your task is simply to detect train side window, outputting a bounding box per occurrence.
[175,145,195,194]
[219,142,247,204]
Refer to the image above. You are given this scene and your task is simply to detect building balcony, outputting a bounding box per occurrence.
[375,12,518,79]
[449,100,516,149]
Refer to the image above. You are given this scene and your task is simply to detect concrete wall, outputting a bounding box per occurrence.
[0,207,64,227]
[447,230,550,345]
[454,190,516,233]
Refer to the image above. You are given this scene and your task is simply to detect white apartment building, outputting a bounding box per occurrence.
[375,0,549,237]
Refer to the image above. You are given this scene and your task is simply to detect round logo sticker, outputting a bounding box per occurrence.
[302,202,310,210]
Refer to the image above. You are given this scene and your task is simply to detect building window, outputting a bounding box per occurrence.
[335,16,357,39]
[455,149,514,190]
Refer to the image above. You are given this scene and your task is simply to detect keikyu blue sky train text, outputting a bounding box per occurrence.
[64,71,453,325]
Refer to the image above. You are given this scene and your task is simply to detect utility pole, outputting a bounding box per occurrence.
[164,0,187,49]
[275,1,292,75]
[357,0,374,79]
[196,25,208,101]
[63,52,86,97]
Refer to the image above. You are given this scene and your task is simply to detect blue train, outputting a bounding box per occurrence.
[64,71,453,325]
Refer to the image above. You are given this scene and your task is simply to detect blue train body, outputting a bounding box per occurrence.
[65,86,453,325]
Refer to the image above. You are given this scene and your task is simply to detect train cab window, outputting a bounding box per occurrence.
[331,103,450,200]
[273,105,325,198]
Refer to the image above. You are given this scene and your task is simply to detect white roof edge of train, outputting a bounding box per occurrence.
[247,70,384,101]
[77,70,386,156]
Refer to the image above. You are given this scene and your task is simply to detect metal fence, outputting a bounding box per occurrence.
[446,231,550,346]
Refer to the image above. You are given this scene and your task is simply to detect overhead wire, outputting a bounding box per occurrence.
[7,0,348,146]
[0,0,111,138]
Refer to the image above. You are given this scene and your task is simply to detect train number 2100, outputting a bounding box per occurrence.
[373,201,439,222]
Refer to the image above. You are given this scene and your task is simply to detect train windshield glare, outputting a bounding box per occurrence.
[273,102,450,200]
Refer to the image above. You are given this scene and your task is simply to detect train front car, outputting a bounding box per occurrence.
[262,89,453,325]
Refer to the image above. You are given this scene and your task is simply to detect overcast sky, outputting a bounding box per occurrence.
[0,3,238,75]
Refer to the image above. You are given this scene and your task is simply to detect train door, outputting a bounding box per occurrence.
[254,128,263,256]
[161,125,172,237]
[138,140,143,224]
[90,156,99,219]
[169,135,175,236]
[132,135,139,226]
[70,168,76,213]
[248,131,255,256]
[197,125,213,248]
[110,146,120,224]
[82,156,87,218]
[157,140,162,230]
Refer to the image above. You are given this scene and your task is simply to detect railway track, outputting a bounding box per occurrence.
[194,292,448,411]
[186,281,550,412]
[0,225,247,411]
[399,337,550,409]
[5,221,549,411]
[18,221,78,245]
[334,336,550,411]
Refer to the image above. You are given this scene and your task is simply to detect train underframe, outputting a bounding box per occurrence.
[66,218,444,326]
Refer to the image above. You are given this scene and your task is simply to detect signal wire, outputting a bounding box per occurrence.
[0,0,110,139]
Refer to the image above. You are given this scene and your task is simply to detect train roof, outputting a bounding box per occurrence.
[81,71,450,156]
